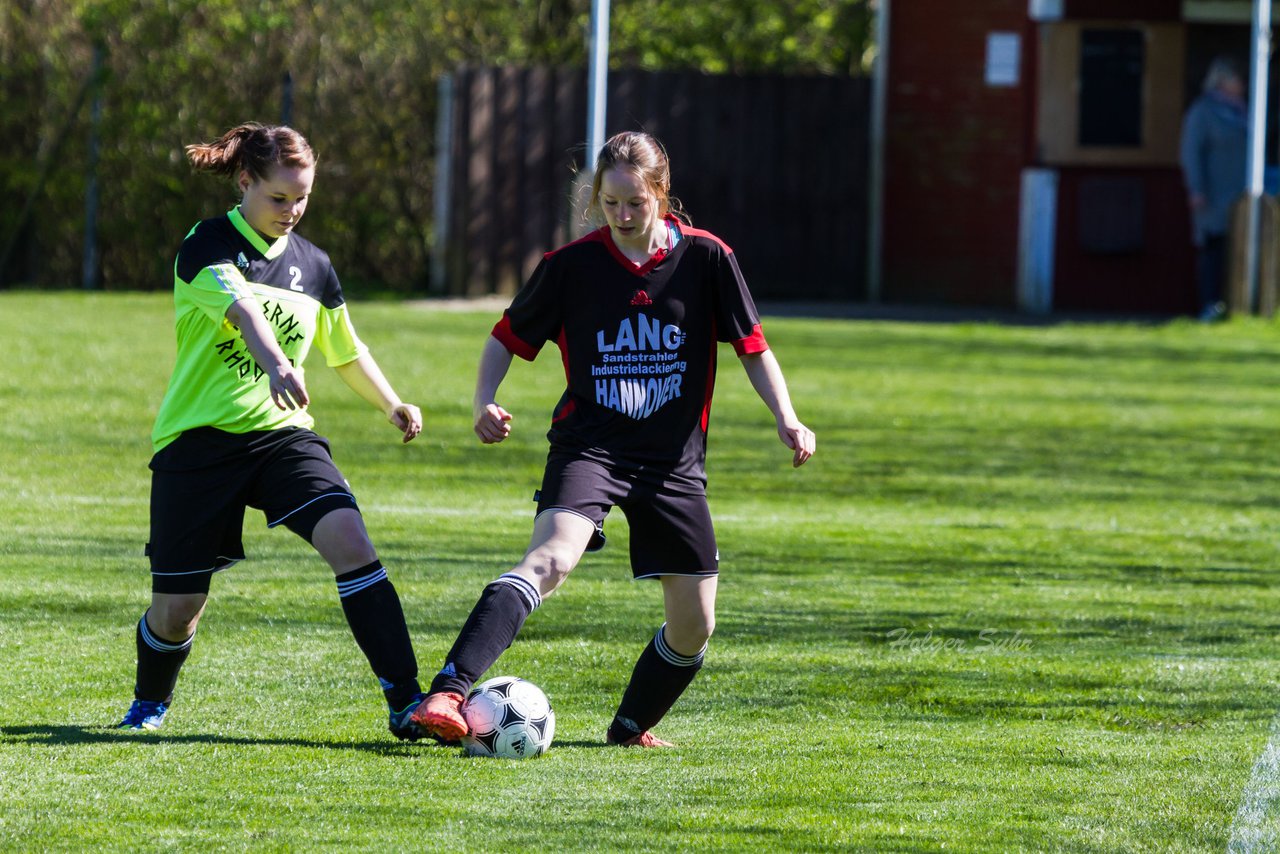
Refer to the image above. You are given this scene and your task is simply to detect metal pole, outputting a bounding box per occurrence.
[586,0,610,170]
[866,0,889,303]
[1244,0,1271,313]
[81,43,105,291]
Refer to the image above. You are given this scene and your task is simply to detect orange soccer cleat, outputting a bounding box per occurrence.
[408,691,468,743]
[605,729,674,748]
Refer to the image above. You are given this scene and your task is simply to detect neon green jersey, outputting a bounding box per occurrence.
[151,207,368,452]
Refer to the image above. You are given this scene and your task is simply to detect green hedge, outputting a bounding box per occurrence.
[0,0,870,292]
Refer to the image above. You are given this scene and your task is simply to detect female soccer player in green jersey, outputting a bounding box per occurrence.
[117,123,431,741]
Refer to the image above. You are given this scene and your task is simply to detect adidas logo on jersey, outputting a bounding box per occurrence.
[235,252,249,270]
[630,290,653,306]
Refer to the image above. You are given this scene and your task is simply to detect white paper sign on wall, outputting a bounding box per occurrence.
[986,32,1021,87]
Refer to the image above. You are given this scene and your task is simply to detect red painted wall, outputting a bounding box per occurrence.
[882,0,1032,306]
[1051,169,1197,314]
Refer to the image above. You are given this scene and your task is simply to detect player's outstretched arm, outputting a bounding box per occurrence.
[335,354,423,443]
[474,335,516,444]
[226,297,310,411]
[739,350,815,468]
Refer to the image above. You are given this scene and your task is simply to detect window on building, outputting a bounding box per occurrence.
[1079,28,1145,147]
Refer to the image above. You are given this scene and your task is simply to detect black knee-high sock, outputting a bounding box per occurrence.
[428,573,542,697]
[608,624,705,741]
[336,561,421,710]
[134,611,194,704]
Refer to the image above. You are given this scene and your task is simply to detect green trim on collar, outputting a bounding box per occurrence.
[228,206,289,259]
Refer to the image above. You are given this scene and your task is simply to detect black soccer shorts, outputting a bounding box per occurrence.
[146,427,359,594]
[535,451,718,578]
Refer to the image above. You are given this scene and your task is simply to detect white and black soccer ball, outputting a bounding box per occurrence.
[461,676,556,759]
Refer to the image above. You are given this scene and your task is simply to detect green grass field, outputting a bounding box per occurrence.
[2,292,1280,851]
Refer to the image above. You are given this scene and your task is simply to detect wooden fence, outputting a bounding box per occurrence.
[433,66,871,301]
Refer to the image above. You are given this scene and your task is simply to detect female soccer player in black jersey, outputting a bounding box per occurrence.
[412,131,816,746]
[117,123,431,741]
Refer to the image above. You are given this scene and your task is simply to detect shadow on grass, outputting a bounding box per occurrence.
[0,724,439,754]
[0,725,611,754]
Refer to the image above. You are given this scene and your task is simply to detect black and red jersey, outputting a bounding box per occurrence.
[492,217,767,491]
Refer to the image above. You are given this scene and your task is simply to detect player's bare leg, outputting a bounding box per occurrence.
[148,592,208,639]
[660,574,717,655]
[508,508,598,597]
[310,507,378,573]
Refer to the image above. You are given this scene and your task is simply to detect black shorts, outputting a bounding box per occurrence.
[535,452,718,579]
[146,427,359,594]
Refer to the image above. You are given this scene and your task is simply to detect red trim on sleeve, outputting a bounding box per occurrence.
[492,314,541,362]
[731,324,769,356]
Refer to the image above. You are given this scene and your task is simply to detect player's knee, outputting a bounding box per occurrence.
[536,552,574,588]
[311,509,378,571]
[520,547,578,593]
[666,615,713,654]
[692,618,715,649]
[148,596,205,640]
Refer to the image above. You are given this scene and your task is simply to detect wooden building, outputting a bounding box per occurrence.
[876,0,1260,314]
